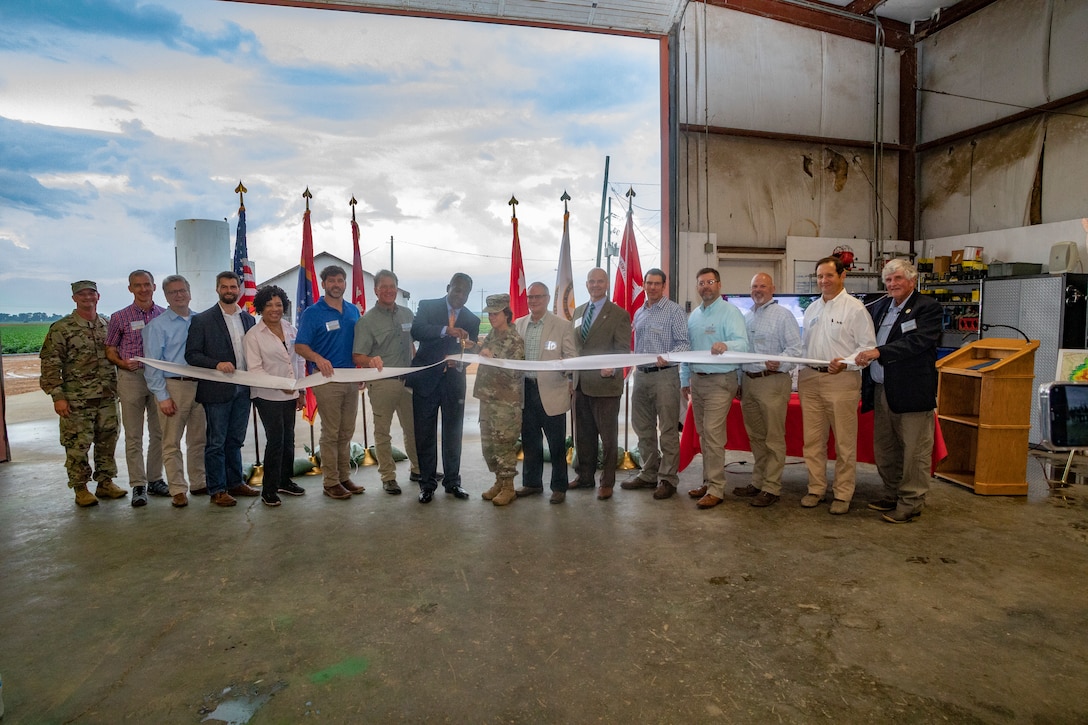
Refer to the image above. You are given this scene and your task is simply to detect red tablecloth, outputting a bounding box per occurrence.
[678,393,946,472]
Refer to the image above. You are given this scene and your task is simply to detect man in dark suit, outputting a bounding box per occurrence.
[407,272,479,503]
[569,268,631,500]
[857,259,942,523]
[185,271,256,507]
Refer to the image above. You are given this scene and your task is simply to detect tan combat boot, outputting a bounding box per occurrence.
[73,484,99,507]
[481,476,503,501]
[492,477,516,506]
[95,480,128,499]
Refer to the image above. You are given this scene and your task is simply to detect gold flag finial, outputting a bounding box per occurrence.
[235,181,247,210]
[560,190,571,212]
[303,187,312,211]
[350,195,358,221]
[508,195,519,219]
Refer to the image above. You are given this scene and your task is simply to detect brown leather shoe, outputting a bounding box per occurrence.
[228,483,260,497]
[171,492,189,508]
[341,479,365,494]
[652,481,676,500]
[620,476,655,490]
[696,493,723,509]
[549,491,566,504]
[210,491,237,507]
[688,484,708,499]
[515,486,544,497]
[597,486,613,500]
[323,484,352,500]
[568,478,593,489]
[733,483,760,497]
[750,491,780,507]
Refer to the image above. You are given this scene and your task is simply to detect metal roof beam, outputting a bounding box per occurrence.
[702,0,913,49]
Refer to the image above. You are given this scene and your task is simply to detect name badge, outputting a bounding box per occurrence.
[326,320,341,332]
[703,325,715,336]
[545,340,558,351]
[574,316,584,327]
[901,319,917,332]
[130,320,145,331]
[401,322,412,331]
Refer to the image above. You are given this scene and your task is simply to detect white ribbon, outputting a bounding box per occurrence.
[139,349,843,390]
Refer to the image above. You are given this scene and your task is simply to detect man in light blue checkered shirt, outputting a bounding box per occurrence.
[620,268,691,500]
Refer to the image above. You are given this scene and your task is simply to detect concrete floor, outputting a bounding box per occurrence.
[1,381,1087,724]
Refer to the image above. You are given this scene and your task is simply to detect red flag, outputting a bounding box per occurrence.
[509,216,528,319]
[351,218,366,312]
[297,205,320,424]
[611,206,644,346]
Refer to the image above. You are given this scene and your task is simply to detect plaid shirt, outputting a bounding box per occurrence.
[522,316,544,380]
[105,302,164,369]
[742,299,802,373]
[633,297,690,356]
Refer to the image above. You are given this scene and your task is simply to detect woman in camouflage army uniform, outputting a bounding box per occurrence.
[473,294,524,506]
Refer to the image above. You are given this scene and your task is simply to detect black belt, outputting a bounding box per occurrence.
[695,372,726,377]
[638,365,674,373]
[169,376,199,382]
[808,366,830,373]
[745,371,783,379]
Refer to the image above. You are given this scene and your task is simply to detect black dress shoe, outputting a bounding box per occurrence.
[409,472,422,482]
[443,483,470,500]
[418,490,434,504]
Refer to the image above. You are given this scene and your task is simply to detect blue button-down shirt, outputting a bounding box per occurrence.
[680,297,749,386]
[742,299,802,374]
[141,308,194,402]
[633,297,690,358]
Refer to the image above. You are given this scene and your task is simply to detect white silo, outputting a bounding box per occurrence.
[175,219,230,311]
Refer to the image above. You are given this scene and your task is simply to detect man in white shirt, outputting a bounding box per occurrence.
[798,256,877,514]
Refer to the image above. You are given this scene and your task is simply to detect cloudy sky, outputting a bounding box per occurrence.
[0,0,662,317]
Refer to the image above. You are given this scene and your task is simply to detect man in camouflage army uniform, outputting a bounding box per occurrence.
[39,281,127,506]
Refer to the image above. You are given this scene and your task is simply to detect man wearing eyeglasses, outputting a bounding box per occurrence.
[515,282,578,504]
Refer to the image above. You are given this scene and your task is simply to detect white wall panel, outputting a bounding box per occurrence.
[1050,0,1088,98]
[919,0,1050,142]
[679,4,900,143]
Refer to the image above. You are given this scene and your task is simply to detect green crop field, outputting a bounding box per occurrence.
[1,323,50,354]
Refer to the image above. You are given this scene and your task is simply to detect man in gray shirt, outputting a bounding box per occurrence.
[353,269,420,494]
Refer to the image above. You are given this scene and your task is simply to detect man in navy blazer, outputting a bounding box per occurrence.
[857,259,942,523]
[407,272,479,503]
[185,271,256,507]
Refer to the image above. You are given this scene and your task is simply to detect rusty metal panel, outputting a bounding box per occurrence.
[918,117,1044,239]
[1041,100,1088,224]
[679,134,899,246]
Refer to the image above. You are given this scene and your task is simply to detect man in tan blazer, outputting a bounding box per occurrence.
[515,282,578,503]
[569,268,632,500]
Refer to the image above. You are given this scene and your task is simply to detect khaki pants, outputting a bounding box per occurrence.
[873,384,934,515]
[117,368,163,486]
[631,366,682,486]
[313,381,360,489]
[689,372,739,497]
[158,378,206,495]
[798,368,861,502]
[740,371,792,495]
[365,378,419,483]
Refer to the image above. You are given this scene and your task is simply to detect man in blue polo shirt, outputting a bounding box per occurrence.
[295,265,363,500]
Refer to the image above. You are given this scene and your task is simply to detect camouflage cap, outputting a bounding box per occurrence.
[483,293,510,313]
[71,280,98,293]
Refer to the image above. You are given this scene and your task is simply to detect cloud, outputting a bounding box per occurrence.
[0,0,661,316]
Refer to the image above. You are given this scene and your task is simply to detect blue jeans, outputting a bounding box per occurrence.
[203,386,251,494]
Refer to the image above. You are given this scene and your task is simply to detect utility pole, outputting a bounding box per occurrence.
[596,155,610,267]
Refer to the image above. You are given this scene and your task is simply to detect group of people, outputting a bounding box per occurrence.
[40,254,940,523]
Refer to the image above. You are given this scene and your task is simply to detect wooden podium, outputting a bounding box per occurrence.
[934,338,1039,495]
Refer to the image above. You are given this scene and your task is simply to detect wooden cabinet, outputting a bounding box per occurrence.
[934,338,1039,495]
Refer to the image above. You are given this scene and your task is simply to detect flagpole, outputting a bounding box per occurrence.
[618,186,640,471]
[233,180,264,483]
[351,196,376,466]
[596,155,610,267]
[300,187,322,475]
